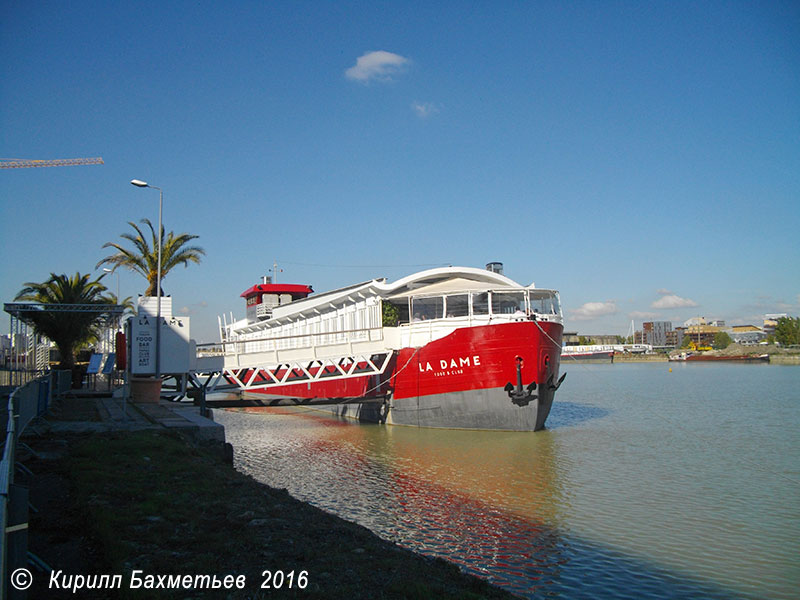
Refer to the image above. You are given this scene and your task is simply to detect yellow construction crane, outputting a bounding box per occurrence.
[0,157,104,169]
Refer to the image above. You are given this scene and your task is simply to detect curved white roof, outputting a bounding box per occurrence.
[378,266,527,297]
[237,266,540,328]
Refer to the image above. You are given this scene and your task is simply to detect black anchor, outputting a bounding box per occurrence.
[504,356,538,407]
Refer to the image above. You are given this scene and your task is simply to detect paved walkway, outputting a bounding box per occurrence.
[35,391,225,441]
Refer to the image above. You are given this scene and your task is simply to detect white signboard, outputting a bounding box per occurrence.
[132,317,156,374]
[128,315,193,375]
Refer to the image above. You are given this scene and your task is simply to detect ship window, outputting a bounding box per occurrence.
[472,292,489,315]
[411,296,444,321]
[492,292,526,315]
[261,294,279,308]
[445,294,469,318]
[530,291,559,314]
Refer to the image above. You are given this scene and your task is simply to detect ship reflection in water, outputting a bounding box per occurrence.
[215,376,781,600]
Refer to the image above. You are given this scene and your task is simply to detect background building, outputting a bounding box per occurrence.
[684,317,707,327]
[0,334,10,367]
[730,325,766,345]
[563,332,619,346]
[666,327,686,348]
[685,324,722,348]
[642,321,673,347]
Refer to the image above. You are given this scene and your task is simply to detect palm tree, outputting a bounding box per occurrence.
[96,219,205,296]
[15,272,114,376]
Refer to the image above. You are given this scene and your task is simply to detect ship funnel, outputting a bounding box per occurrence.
[486,262,504,275]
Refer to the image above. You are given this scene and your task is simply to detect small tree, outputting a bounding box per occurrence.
[15,272,113,384]
[382,302,400,327]
[775,317,800,346]
[713,331,732,350]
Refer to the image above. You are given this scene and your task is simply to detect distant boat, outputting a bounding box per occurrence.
[560,346,614,363]
[669,352,770,363]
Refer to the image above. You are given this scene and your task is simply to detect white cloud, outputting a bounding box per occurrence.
[570,301,618,321]
[179,301,208,316]
[651,294,698,309]
[411,101,440,118]
[345,51,409,83]
[656,288,672,295]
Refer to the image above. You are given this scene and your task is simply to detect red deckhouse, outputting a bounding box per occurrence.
[220,264,565,431]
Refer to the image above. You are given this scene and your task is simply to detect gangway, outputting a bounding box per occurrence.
[223,351,394,391]
[180,335,397,411]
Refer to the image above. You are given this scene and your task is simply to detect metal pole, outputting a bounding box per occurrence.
[156,187,162,380]
[9,314,14,387]
[131,179,163,381]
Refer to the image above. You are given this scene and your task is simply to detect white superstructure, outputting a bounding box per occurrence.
[221,266,562,371]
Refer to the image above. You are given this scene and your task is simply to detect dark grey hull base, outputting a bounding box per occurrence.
[326,386,555,432]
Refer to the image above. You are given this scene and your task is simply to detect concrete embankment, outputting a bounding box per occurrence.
[20,394,513,599]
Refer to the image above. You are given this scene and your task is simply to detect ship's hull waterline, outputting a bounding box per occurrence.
[320,384,556,432]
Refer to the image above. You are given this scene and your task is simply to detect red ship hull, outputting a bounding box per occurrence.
[245,321,564,431]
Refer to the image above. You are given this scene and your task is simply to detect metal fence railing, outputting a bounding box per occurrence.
[1,371,64,599]
[0,370,49,390]
[0,391,19,600]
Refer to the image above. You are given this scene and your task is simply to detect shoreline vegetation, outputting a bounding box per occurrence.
[23,427,515,600]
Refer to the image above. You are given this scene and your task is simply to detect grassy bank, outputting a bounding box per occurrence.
[25,429,514,599]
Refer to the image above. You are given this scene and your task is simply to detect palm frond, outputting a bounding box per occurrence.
[97,218,205,296]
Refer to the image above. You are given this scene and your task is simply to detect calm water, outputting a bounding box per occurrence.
[215,363,800,599]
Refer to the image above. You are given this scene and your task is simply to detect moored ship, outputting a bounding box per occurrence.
[560,346,615,363]
[669,352,770,363]
[218,264,565,431]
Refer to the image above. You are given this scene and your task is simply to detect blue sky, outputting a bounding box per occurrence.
[2,1,798,342]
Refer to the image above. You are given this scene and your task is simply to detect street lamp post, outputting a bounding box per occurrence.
[131,179,163,379]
